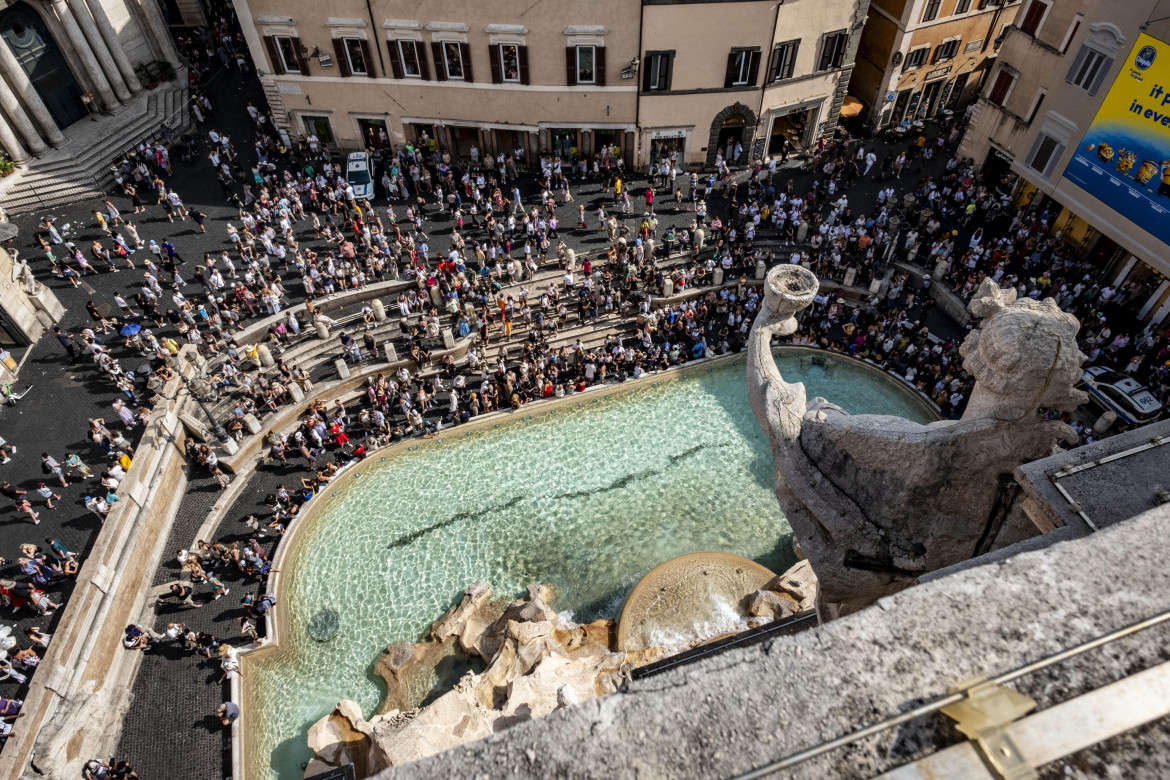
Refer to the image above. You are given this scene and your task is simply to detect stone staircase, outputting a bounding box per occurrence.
[0,80,189,215]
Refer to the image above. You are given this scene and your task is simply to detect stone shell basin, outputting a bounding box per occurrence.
[617,552,778,652]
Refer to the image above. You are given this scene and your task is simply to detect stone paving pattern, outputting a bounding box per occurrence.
[0,48,966,779]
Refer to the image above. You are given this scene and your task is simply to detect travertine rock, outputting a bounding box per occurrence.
[748,589,799,621]
[747,269,1086,616]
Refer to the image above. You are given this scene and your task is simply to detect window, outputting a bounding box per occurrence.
[1066,45,1112,95]
[818,31,848,71]
[725,48,760,87]
[903,46,929,71]
[567,45,605,86]
[1018,0,1051,37]
[987,66,1017,106]
[643,50,673,92]
[922,0,943,22]
[1026,131,1064,176]
[768,40,799,82]
[332,38,371,77]
[265,35,304,75]
[933,39,961,63]
[954,0,972,13]
[1025,89,1046,124]
[388,39,429,79]
[1061,15,1083,54]
[439,41,463,80]
[489,43,528,84]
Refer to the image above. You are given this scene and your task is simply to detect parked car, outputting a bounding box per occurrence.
[1080,366,1163,426]
[345,152,374,200]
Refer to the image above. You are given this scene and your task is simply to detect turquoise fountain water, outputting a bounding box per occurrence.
[245,353,936,779]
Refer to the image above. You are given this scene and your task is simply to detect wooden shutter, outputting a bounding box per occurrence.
[489,44,502,83]
[460,42,473,81]
[988,69,1013,105]
[292,37,309,74]
[595,46,606,86]
[724,51,737,88]
[767,46,781,82]
[1088,56,1112,95]
[818,37,833,71]
[417,41,431,80]
[264,36,285,75]
[333,39,351,77]
[1019,0,1046,35]
[746,50,760,86]
[359,39,374,77]
[432,42,447,81]
[665,52,674,91]
[518,45,530,85]
[642,54,652,91]
[786,41,799,79]
[387,40,404,78]
[566,47,577,86]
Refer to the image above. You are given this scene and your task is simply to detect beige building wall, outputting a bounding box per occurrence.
[237,0,640,161]
[959,0,1170,322]
[852,0,1021,128]
[638,0,869,170]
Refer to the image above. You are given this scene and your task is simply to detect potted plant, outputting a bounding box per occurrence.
[0,158,16,178]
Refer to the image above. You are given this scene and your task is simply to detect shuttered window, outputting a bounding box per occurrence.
[1066,45,1112,96]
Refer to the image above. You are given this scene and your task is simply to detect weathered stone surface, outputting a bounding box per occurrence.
[305,700,388,779]
[763,559,818,613]
[747,589,798,621]
[746,269,1087,616]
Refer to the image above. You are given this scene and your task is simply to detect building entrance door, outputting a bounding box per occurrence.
[919,79,944,119]
[0,2,86,129]
[716,116,747,164]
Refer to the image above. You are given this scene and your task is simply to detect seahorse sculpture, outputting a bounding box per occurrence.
[746,266,1086,617]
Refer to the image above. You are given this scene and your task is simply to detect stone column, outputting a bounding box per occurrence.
[0,41,65,147]
[0,109,29,163]
[83,0,143,95]
[0,80,47,156]
[50,0,120,112]
[66,0,132,103]
[134,0,182,71]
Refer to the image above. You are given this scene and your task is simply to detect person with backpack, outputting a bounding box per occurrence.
[40,454,68,488]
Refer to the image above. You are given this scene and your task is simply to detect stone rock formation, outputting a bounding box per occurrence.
[747,560,819,620]
[746,267,1086,617]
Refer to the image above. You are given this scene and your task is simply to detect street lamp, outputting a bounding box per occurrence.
[180,352,229,443]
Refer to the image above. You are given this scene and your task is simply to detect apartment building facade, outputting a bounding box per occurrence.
[235,0,641,164]
[960,0,1170,325]
[851,0,1022,129]
[636,0,870,170]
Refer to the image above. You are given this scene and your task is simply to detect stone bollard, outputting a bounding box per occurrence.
[645,238,656,261]
[755,260,766,280]
[1093,410,1117,435]
[372,299,387,322]
[384,343,398,363]
[933,259,948,280]
[843,267,857,288]
[565,248,576,270]
[869,278,882,294]
[713,268,724,287]
[796,221,809,243]
[256,344,275,368]
[243,413,262,435]
[694,228,705,251]
[429,286,442,309]
[442,328,455,349]
[334,358,351,379]
[663,277,675,297]
[287,381,305,403]
[314,320,330,339]
[220,437,239,456]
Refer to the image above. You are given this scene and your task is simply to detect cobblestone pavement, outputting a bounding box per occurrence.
[0,52,967,778]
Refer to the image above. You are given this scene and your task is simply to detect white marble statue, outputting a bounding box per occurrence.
[746,266,1086,616]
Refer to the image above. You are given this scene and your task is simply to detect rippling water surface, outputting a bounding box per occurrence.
[246,354,934,779]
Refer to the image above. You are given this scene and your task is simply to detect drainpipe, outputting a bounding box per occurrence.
[635,1,645,172]
[756,0,782,162]
[980,1,1007,55]
[364,0,386,78]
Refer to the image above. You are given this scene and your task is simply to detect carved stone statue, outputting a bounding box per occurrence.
[11,256,40,296]
[746,266,1086,617]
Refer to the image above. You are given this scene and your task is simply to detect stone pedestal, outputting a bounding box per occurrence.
[843,268,857,288]
[755,261,766,280]
[219,437,239,456]
[256,344,275,368]
[287,381,305,403]
[429,287,442,308]
[334,359,351,379]
[565,248,576,270]
[442,328,455,349]
[243,413,262,435]
[384,343,398,363]
[694,228,705,251]
[933,259,948,280]
[796,221,809,243]
[713,268,724,287]
[663,278,674,297]
[645,238,655,261]
[1093,411,1117,435]
[372,299,387,322]
[315,321,330,339]
[869,278,883,294]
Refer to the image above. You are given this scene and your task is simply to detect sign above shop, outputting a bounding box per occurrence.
[925,66,952,80]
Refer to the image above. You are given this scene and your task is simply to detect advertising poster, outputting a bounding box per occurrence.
[1064,34,1170,245]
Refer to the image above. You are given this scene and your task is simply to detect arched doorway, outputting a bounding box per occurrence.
[0,3,86,130]
[707,102,756,170]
